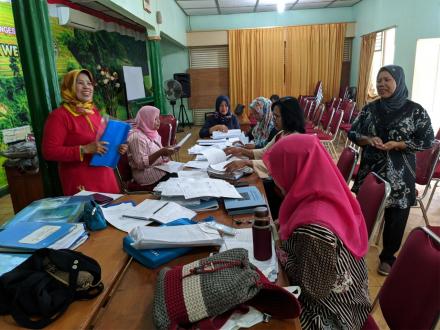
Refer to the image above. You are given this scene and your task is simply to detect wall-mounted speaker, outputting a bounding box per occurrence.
[173,73,191,98]
[156,11,162,25]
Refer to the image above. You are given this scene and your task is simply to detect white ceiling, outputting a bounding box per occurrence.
[176,0,362,16]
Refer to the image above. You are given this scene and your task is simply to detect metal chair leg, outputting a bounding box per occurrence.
[375,217,385,246]
[426,179,439,211]
[418,199,431,226]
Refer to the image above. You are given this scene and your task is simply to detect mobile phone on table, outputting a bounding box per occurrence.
[92,193,114,205]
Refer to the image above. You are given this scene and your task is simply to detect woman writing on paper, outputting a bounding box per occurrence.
[223,97,305,179]
[127,106,178,187]
[263,134,370,329]
[42,69,127,195]
[199,95,240,138]
[245,97,277,149]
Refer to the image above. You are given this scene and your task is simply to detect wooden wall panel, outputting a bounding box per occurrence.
[188,68,229,109]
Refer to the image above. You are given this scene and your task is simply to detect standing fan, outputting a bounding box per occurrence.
[164,79,182,117]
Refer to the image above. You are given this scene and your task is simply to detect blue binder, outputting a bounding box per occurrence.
[223,185,267,215]
[0,222,80,252]
[1,196,89,230]
[90,120,131,168]
[123,217,215,269]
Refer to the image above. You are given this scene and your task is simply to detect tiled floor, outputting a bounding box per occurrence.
[1,125,438,328]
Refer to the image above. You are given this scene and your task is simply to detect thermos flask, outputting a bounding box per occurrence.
[252,206,272,261]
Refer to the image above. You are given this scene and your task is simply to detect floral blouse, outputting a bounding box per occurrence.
[348,99,434,208]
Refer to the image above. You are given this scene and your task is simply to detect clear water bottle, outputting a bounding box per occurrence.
[252,206,272,261]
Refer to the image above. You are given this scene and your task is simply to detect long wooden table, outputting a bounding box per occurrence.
[0,174,300,329]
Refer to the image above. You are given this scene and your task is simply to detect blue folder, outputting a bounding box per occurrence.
[123,217,215,269]
[90,120,131,168]
[223,185,267,215]
[0,222,80,252]
[1,196,90,230]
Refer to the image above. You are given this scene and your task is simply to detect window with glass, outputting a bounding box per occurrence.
[368,27,396,97]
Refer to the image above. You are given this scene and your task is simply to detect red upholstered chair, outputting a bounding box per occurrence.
[314,109,344,158]
[160,114,178,146]
[362,226,440,330]
[115,154,156,193]
[356,172,390,240]
[426,129,440,210]
[336,146,359,184]
[412,140,440,225]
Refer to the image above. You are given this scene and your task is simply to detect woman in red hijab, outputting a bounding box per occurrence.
[263,134,370,329]
[43,69,126,195]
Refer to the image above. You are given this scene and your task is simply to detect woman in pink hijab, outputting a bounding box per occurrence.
[263,134,370,329]
[127,106,178,186]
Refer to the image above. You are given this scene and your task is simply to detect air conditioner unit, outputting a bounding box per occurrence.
[56,6,102,32]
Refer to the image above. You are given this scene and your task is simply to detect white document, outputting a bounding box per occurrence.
[184,160,210,170]
[74,190,123,200]
[209,156,241,172]
[154,161,184,173]
[49,223,87,250]
[102,203,153,233]
[154,178,241,199]
[178,178,242,199]
[184,148,229,170]
[220,228,278,282]
[122,199,196,224]
[188,145,211,155]
[201,148,227,164]
[212,129,242,140]
[177,170,209,178]
[197,139,227,145]
[175,133,191,148]
[129,222,224,249]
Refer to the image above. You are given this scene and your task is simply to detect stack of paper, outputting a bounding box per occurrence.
[154,161,185,173]
[0,222,87,253]
[122,199,196,224]
[212,129,242,140]
[129,222,224,249]
[197,139,227,146]
[160,196,219,212]
[154,177,242,199]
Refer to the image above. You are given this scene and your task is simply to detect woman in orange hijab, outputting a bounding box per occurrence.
[42,69,127,195]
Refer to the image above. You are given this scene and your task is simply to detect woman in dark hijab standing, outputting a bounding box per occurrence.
[199,95,240,138]
[349,65,434,276]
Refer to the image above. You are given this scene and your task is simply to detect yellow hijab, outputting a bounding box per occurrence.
[61,69,95,116]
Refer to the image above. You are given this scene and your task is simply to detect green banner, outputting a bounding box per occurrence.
[0,1,150,189]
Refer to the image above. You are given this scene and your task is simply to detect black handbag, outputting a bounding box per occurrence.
[0,248,104,329]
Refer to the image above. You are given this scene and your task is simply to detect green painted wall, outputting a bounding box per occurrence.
[350,0,440,95]
[188,7,353,31]
[160,36,192,123]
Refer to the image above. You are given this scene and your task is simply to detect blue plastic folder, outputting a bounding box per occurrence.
[90,120,130,168]
[0,222,80,252]
[223,185,267,215]
[123,217,215,269]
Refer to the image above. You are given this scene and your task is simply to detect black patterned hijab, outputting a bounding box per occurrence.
[375,65,411,140]
[378,65,408,112]
[214,95,232,124]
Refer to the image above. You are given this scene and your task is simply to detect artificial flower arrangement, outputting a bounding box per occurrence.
[95,64,121,118]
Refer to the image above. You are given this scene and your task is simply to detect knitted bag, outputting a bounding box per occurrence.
[153,248,300,329]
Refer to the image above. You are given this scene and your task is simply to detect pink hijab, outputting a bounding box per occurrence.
[262,134,368,259]
[134,106,160,141]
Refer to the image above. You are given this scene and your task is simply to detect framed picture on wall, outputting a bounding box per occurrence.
[143,0,151,12]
